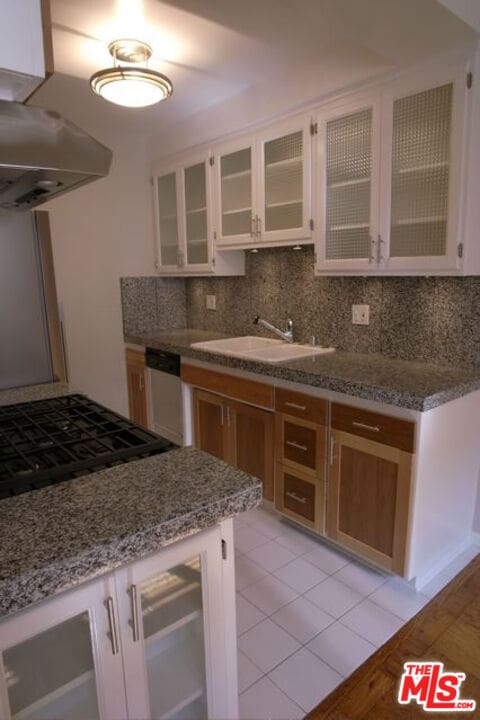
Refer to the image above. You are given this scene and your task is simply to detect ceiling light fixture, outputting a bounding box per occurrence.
[90,39,173,108]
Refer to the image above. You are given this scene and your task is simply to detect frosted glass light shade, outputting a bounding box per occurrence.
[90,67,173,108]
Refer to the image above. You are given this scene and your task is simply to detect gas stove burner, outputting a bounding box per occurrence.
[0,394,176,499]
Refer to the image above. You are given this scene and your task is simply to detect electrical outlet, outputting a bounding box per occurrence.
[206,294,216,311]
[352,304,370,325]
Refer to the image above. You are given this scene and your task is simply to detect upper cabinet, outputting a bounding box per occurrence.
[213,118,313,250]
[0,0,53,101]
[153,152,245,276]
[153,54,480,276]
[314,64,469,275]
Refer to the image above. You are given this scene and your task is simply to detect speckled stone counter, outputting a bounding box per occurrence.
[125,329,480,411]
[0,382,72,407]
[0,447,261,619]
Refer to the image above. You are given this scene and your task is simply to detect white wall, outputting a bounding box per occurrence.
[47,131,154,415]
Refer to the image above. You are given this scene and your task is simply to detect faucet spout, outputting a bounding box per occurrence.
[253,315,294,343]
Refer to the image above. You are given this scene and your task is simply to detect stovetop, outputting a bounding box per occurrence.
[0,394,176,499]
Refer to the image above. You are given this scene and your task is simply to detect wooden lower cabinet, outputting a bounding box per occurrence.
[192,389,275,501]
[328,429,413,574]
[125,349,148,427]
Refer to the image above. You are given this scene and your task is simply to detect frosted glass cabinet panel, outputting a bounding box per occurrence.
[140,557,208,719]
[389,83,452,258]
[3,613,100,720]
[216,144,254,245]
[325,108,374,261]
[184,162,209,266]
[156,172,179,267]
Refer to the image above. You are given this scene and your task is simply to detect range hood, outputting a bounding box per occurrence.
[0,101,112,211]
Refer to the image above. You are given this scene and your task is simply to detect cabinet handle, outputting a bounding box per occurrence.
[251,215,256,238]
[226,405,231,427]
[329,433,335,466]
[138,374,144,392]
[285,401,307,411]
[286,440,308,452]
[352,421,380,433]
[286,490,307,504]
[369,235,375,264]
[130,584,140,642]
[376,234,383,263]
[105,597,119,655]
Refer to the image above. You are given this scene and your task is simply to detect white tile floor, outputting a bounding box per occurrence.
[234,505,480,719]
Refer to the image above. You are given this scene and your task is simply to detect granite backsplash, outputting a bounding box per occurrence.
[121,247,480,370]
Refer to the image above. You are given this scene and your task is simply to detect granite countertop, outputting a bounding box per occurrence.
[125,329,480,411]
[0,381,73,406]
[0,384,261,619]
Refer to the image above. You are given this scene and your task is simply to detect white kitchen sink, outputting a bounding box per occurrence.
[190,336,335,363]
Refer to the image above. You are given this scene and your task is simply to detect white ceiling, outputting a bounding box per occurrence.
[31,0,477,140]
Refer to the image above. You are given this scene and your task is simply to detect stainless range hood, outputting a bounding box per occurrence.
[0,101,112,211]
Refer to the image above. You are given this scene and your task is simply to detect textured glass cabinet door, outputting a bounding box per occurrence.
[325,108,374,261]
[156,172,179,266]
[2,613,100,720]
[184,162,209,266]
[139,556,208,719]
[218,147,253,243]
[263,130,304,234]
[389,83,452,258]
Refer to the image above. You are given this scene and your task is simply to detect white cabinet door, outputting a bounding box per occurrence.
[116,525,233,720]
[379,66,467,273]
[257,118,313,245]
[0,576,127,720]
[314,94,381,273]
[214,137,256,248]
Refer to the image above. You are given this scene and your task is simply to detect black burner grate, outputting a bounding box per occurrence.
[0,394,176,498]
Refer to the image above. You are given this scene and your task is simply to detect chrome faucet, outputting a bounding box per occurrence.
[253,315,294,343]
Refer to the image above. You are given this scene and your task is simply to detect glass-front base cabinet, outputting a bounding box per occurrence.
[0,522,237,720]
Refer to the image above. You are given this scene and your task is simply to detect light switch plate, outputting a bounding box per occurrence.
[352,304,370,325]
[206,294,216,310]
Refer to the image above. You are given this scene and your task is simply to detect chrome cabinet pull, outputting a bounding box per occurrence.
[285,401,307,411]
[105,597,119,655]
[329,433,335,466]
[353,421,380,433]
[285,491,307,505]
[130,584,140,642]
[286,440,308,452]
[376,234,383,263]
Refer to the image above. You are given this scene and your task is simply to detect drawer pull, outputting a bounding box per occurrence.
[352,421,380,433]
[105,597,119,655]
[285,401,307,411]
[286,440,308,452]
[285,490,307,505]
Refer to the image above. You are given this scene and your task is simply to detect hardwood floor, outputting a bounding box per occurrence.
[307,554,480,719]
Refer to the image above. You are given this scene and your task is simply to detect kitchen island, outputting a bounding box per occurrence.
[0,382,261,720]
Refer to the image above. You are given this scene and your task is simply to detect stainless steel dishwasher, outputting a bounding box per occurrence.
[145,347,183,446]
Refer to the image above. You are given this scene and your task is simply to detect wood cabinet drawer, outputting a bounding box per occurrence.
[275,465,325,533]
[182,362,273,409]
[284,472,315,521]
[283,421,317,470]
[275,387,327,425]
[331,403,415,453]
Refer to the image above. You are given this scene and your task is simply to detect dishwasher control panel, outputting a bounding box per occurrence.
[145,347,181,376]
